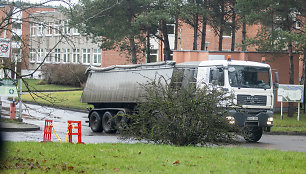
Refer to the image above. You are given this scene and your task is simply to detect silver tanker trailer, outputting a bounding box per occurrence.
[81,59,279,142]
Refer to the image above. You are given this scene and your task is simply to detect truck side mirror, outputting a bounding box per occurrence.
[274,72,279,88]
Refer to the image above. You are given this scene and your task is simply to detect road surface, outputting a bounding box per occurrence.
[1,99,306,152]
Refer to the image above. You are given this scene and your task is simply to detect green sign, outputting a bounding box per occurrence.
[0,79,18,97]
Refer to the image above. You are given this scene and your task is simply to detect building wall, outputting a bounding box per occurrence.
[21,7,56,72]
[176,21,261,52]
[25,10,103,78]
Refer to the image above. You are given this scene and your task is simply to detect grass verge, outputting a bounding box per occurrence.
[1,142,305,174]
[22,91,92,110]
[272,113,306,133]
[22,79,81,92]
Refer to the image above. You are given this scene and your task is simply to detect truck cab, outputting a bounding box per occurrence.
[176,59,277,142]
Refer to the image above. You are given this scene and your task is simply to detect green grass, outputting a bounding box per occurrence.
[272,113,306,133]
[22,91,92,110]
[1,142,305,174]
[22,79,81,92]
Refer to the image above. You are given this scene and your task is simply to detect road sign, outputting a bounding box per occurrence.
[0,38,11,58]
[277,84,304,103]
[0,79,18,97]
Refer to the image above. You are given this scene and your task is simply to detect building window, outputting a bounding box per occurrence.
[47,22,53,36]
[30,49,36,62]
[54,48,61,63]
[12,23,21,29]
[30,24,37,36]
[82,49,90,64]
[63,20,70,35]
[93,48,102,65]
[37,48,43,63]
[45,48,52,63]
[149,49,158,62]
[72,49,80,63]
[167,24,175,35]
[38,23,43,36]
[223,30,232,38]
[223,22,232,38]
[72,28,79,35]
[54,21,60,35]
[63,48,70,63]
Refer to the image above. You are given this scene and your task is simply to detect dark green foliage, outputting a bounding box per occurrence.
[121,76,239,146]
[41,63,87,87]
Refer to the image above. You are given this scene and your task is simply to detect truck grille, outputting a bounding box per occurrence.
[237,95,267,106]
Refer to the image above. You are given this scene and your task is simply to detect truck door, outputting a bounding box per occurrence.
[197,66,224,87]
[171,67,198,89]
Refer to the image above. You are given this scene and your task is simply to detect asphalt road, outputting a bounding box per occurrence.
[1,99,306,152]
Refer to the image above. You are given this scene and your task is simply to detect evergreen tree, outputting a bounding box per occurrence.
[67,0,147,64]
[236,0,306,117]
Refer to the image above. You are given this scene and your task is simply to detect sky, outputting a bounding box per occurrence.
[8,0,79,7]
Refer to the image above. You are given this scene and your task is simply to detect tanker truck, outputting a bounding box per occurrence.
[81,59,279,142]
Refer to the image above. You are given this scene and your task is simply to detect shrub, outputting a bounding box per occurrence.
[41,64,87,87]
[120,76,239,146]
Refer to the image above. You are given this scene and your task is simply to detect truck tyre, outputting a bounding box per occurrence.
[243,127,263,142]
[115,111,128,130]
[102,111,116,134]
[89,111,103,132]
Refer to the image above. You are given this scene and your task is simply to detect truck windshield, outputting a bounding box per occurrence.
[228,65,271,89]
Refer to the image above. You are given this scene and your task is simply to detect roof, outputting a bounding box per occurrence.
[85,61,176,74]
[198,60,271,68]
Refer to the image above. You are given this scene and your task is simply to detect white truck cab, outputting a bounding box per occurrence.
[176,59,278,142]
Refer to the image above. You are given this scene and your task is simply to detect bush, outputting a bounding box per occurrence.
[121,76,239,146]
[41,64,87,87]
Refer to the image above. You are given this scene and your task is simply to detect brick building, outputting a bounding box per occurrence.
[0,5,303,84]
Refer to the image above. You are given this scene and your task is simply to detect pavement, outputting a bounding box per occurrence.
[0,106,40,132]
[0,121,40,132]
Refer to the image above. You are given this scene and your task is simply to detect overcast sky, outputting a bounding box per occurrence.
[8,0,79,7]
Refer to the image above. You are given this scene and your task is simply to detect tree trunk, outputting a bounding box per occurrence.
[146,29,151,63]
[242,20,246,51]
[231,5,236,51]
[303,51,306,113]
[174,15,178,50]
[161,20,171,61]
[201,0,207,51]
[126,0,137,64]
[287,41,295,117]
[218,2,225,51]
[193,14,198,50]
[129,36,137,64]
[201,16,207,50]
[218,29,223,51]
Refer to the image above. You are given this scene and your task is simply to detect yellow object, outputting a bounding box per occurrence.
[53,127,62,143]
[65,123,75,143]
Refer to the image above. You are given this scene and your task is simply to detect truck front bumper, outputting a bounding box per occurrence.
[227,109,273,127]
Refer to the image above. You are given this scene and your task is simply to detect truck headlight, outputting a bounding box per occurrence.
[267,117,273,125]
[226,116,235,124]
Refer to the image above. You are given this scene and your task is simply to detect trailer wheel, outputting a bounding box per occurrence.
[89,111,103,132]
[115,111,128,130]
[102,111,116,134]
[243,127,263,142]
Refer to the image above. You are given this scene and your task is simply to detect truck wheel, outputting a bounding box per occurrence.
[102,111,116,134]
[243,127,263,142]
[89,111,103,132]
[115,111,128,130]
